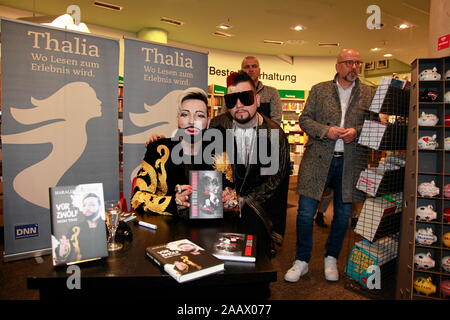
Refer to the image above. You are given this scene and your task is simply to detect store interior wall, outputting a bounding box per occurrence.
[0,4,417,91]
[0,5,340,92]
[428,0,450,58]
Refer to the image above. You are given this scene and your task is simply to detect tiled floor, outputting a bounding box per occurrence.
[268,179,368,300]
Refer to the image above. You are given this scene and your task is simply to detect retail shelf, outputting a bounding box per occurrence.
[418,149,450,152]
[414,269,445,276]
[385,57,450,300]
[418,196,450,200]
[418,172,450,176]
[416,244,449,250]
[415,219,448,225]
[413,294,445,300]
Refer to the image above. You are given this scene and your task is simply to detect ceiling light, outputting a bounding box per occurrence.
[286,40,305,45]
[93,1,123,11]
[370,47,383,52]
[263,40,284,45]
[217,24,232,30]
[318,42,340,47]
[384,53,393,57]
[394,23,413,30]
[213,31,233,37]
[160,17,184,26]
[290,25,306,31]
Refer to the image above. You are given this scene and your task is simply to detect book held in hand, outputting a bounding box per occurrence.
[146,239,224,283]
[49,183,108,266]
[189,170,223,219]
[211,233,256,263]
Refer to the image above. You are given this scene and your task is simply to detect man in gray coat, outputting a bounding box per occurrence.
[284,48,373,282]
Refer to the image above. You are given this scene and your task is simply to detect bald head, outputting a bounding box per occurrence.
[336,49,361,63]
[335,48,362,87]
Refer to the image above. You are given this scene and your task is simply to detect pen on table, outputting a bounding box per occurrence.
[135,220,158,230]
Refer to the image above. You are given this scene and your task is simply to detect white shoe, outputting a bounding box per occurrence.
[324,256,339,281]
[284,260,308,282]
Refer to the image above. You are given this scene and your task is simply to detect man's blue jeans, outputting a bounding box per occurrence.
[295,156,352,262]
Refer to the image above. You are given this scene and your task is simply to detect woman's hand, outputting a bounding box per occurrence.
[175,184,192,208]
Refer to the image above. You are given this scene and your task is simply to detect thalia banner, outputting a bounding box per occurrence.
[122,38,208,206]
[1,19,120,261]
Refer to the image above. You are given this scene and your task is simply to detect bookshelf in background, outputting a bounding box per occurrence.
[279,89,308,176]
[208,84,226,118]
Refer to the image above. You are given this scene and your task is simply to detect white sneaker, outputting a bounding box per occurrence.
[324,256,339,281]
[284,260,308,282]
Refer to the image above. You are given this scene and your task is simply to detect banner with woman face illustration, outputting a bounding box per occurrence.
[1,19,119,261]
[122,38,208,206]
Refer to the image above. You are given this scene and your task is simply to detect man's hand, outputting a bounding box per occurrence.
[339,128,357,143]
[326,126,346,140]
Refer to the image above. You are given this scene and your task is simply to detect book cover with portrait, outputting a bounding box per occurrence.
[189,170,223,219]
[49,183,108,266]
[210,233,256,263]
[145,239,224,283]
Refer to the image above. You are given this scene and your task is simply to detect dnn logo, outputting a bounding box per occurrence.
[15,224,39,240]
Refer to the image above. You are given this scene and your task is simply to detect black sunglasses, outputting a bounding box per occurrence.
[224,90,255,109]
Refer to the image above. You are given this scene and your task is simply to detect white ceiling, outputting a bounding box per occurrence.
[0,0,431,64]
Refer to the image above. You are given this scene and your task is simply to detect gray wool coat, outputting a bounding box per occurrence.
[296,75,374,203]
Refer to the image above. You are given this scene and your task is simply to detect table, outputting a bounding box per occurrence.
[27,214,277,300]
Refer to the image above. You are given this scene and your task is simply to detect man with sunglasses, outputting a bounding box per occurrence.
[285,49,374,283]
[241,56,282,125]
[210,71,290,258]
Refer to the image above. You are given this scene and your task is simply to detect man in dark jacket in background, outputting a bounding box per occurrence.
[241,56,282,125]
[210,71,290,257]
